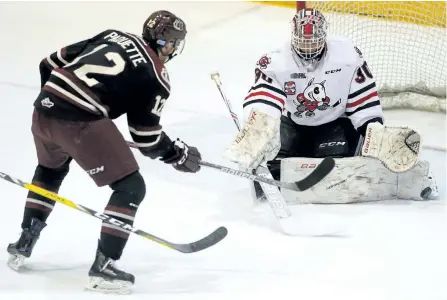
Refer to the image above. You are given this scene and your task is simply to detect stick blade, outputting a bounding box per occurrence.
[294,157,335,191]
[172,226,228,253]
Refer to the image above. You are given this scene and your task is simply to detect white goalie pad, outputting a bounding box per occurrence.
[361,122,422,173]
[281,156,435,204]
[224,109,280,171]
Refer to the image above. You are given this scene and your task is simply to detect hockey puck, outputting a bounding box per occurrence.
[420,187,432,199]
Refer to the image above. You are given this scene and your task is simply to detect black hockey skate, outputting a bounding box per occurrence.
[7,217,46,271]
[86,247,135,294]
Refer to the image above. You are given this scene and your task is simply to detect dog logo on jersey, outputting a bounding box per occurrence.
[257,55,271,69]
[293,78,331,118]
[284,81,296,95]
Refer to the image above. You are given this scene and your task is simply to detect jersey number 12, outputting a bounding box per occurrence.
[152,95,166,117]
[67,44,126,87]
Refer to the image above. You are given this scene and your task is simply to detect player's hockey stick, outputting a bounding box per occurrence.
[0,171,227,253]
[126,141,335,192]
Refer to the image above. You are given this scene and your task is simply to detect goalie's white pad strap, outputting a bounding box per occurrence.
[224,109,280,170]
[361,122,422,173]
[281,157,433,204]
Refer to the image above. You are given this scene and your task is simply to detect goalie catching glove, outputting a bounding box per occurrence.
[361,122,422,173]
[224,109,281,171]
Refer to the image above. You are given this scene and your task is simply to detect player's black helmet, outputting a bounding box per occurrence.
[142,10,187,62]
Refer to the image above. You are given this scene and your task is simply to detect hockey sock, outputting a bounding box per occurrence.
[21,163,70,229]
[100,172,145,260]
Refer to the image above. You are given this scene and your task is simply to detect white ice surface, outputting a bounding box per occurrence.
[0,2,445,300]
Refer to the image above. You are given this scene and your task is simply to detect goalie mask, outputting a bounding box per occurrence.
[291,8,328,61]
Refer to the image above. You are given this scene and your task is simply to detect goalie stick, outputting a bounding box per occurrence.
[126,141,335,193]
[0,171,227,253]
[209,71,242,131]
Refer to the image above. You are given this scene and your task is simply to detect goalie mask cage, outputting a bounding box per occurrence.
[296,1,446,113]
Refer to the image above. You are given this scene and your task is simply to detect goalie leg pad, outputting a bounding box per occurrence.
[281,157,436,204]
[397,160,438,200]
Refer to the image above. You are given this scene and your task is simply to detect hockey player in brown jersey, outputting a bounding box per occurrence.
[6,10,201,294]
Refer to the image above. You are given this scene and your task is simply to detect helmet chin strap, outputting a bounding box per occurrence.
[155,48,168,63]
[156,44,175,63]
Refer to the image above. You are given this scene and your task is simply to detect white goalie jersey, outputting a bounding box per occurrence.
[243,37,384,131]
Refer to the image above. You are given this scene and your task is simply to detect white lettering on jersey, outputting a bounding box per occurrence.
[103,32,146,67]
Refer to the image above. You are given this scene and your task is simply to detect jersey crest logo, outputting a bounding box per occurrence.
[293,78,331,118]
[284,81,296,95]
[256,55,271,69]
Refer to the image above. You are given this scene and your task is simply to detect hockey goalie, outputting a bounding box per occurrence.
[224,8,439,204]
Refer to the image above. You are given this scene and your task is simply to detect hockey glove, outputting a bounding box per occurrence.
[161,139,202,173]
[361,122,421,173]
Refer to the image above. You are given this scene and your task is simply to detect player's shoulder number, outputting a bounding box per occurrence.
[65,44,126,87]
[65,44,167,118]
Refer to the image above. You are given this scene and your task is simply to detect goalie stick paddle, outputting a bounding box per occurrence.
[126,140,335,192]
[0,171,227,254]
[199,158,335,192]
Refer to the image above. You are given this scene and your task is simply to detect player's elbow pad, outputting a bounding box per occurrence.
[138,131,176,160]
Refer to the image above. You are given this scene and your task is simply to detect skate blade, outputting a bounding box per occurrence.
[85,276,133,295]
[7,254,26,271]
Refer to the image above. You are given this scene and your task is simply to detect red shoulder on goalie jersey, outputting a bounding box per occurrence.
[226,8,438,204]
